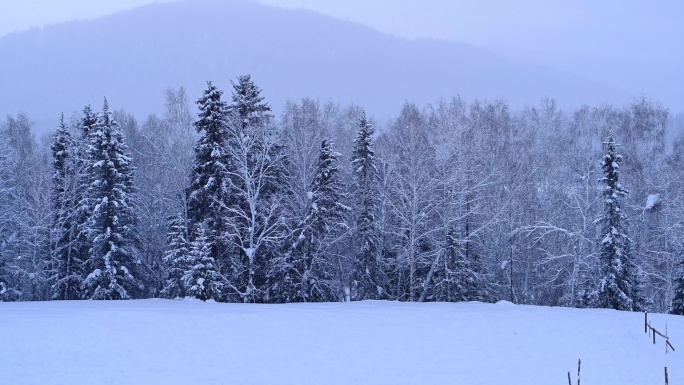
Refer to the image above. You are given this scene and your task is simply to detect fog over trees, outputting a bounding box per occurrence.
[1,71,683,314]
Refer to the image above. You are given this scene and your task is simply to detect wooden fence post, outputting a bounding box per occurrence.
[577,359,581,385]
[665,367,668,385]
[666,324,668,354]
[645,311,648,333]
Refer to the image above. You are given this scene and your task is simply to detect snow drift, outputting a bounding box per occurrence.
[0,300,681,385]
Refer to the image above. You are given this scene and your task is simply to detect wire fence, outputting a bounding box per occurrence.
[566,312,676,385]
[645,312,674,385]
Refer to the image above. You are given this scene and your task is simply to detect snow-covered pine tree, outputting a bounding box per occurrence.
[188,81,231,225]
[592,132,641,311]
[276,139,349,302]
[76,105,99,157]
[226,74,272,130]
[222,76,287,303]
[72,105,99,286]
[186,81,231,296]
[226,74,282,198]
[349,115,386,300]
[303,139,349,300]
[672,259,684,315]
[49,114,83,300]
[81,99,142,300]
[160,212,190,299]
[182,226,222,301]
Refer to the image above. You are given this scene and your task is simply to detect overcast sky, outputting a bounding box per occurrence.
[1,0,682,104]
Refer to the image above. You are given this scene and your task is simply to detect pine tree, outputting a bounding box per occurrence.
[349,116,385,300]
[182,226,222,301]
[188,81,231,225]
[276,140,349,302]
[304,139,349,301]
[592,133,641,311]
[72,105,99,287]
[219,75,287,303]
[81,99,141,300]
[672,259,684,315]
[49,115,83,300]
[186,81,231,296]
[160,212,190,299]
[226,74,272,129]
[226,74,282,199]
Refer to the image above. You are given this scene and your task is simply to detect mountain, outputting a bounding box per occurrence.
[0,0,631,131]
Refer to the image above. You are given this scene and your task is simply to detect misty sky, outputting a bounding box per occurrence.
[2,0,682,104]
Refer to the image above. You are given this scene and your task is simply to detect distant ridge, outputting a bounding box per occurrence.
[0,0,630,130]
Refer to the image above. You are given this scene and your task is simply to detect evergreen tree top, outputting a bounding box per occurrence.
[312,139,345,209]
[100,98,113,127]
[81,105,98,138]
[316,139,339,174]
[600,132,628,197]
[195,81,228,134]
[227,74,272,127]
[52,114,73,154]
[352,114,377,177]
[51,114,75,176]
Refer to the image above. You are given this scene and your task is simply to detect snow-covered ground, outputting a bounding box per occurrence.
[1,299,681,385]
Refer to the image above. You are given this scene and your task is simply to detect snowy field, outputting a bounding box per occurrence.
[1,300,682,385]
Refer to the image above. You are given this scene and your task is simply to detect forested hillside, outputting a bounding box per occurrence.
[0,0,629,130]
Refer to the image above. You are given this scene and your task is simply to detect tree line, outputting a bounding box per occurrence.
[1,75,683,314]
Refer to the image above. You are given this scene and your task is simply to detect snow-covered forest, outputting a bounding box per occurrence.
[1,75,683,313]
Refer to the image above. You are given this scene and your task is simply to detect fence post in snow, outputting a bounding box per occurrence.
[567,371,571,385]
[577,359,581,385]
[645,312,648,333]
[665,367,668,385]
